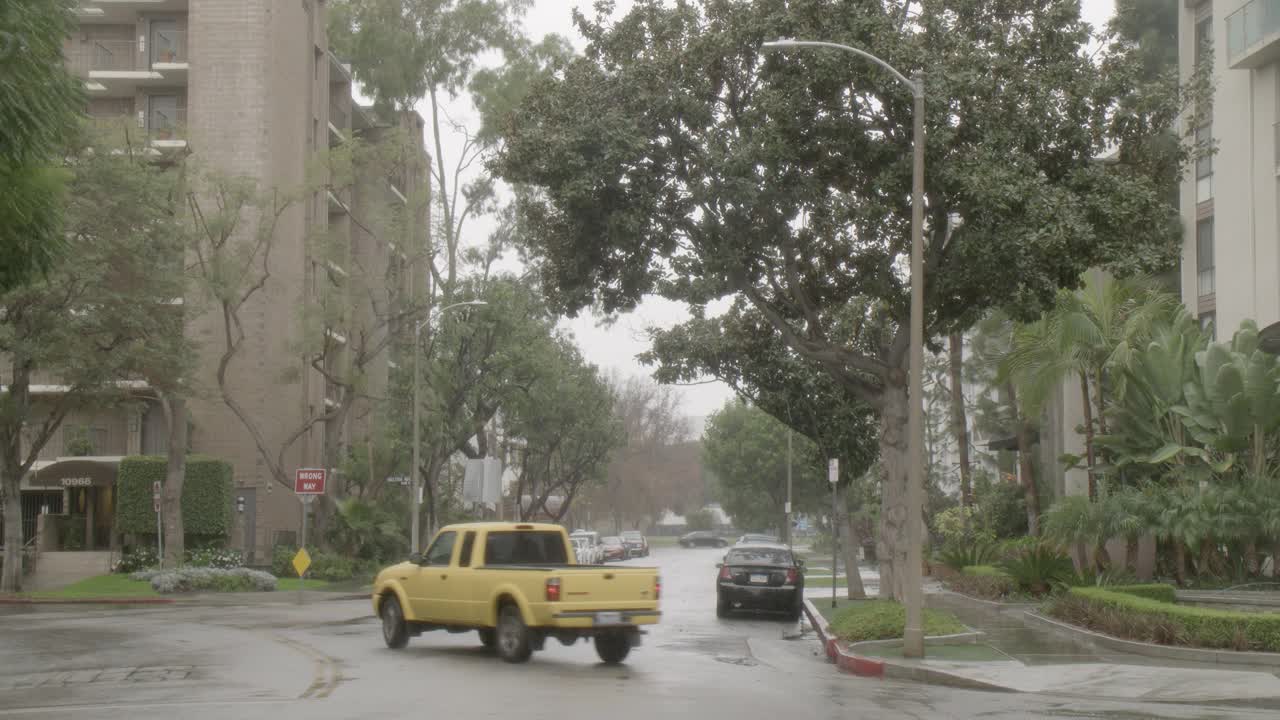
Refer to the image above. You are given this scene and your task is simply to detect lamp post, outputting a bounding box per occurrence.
[410,299,487,555]
[763,38,926,658]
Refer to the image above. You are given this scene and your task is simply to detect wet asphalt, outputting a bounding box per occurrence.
[0,545,1274,719]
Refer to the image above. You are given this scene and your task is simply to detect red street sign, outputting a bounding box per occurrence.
[295,468,326,495]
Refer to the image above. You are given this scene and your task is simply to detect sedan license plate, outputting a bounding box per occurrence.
[750,574,769,584]
[595,611,624,627]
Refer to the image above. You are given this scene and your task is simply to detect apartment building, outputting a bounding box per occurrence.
[8,0,426,566]
[1181,0,1280,340]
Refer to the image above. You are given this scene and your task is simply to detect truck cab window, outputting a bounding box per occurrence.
[424,531,456,566]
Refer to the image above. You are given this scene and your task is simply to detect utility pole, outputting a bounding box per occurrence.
[786,428,793,548]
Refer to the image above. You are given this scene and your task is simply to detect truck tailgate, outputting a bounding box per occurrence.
[556,568,658,613]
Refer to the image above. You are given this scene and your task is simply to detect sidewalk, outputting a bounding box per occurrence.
[804,593,1280,706]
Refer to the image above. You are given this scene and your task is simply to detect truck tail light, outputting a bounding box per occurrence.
[545,577,561,602]
[718,564,732,581]
[654,576,661,601]
[786,568,798,585]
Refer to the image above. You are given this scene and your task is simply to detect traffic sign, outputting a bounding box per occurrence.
[291,547,312,577]
[153,498,161,513]
[295,468,326,495]
[828,458,839,484]
[386,476,409,485]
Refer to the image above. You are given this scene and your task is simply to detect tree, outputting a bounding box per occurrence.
[0,0,84,292]
[507,341,623,522]
[644,300,879,598]
[704,401,824,535]
[948,333,973,508]
[0,148,186,591]
[497,0,1191,600]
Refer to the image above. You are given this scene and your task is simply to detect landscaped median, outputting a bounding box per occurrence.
[1047,583,1280,654]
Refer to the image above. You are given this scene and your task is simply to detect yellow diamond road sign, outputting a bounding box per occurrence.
[292,548,312,578]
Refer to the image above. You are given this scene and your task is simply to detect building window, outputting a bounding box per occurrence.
[1196,123,1213,202]
[1195,16,1212,70]
[1200,312,1216,341]
[1196,217,1214,298]
[63,425,107,456]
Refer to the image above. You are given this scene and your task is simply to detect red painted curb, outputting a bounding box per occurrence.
[804,597,887,679]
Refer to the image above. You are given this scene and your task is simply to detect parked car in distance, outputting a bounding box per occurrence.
[715,544,805,621]
[736,533,779,546]
[569,531,603,564]
[620,531,648,558]
[600,536,627,562]
[679,531,728,548]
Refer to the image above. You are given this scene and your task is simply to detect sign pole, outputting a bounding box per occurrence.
[291,469,325,604]
[828,458,839,610]
[154,481,163,569]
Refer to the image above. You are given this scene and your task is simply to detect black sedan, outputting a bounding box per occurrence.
[715,544,805,620]
[679,530,728,548]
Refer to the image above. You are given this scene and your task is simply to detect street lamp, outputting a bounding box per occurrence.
[763,38,927,658]
[410,299,487,555]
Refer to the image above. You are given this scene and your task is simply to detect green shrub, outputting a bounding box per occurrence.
[935,543,996,572]
[998,544,1074,595]
[185,547,244,569]
[272,545,299,577]
[116,546,159,573]
[947,565,1016,600]
[116,455,233,537]
[309,552,356,582]
[829,600,967,643]
[1050,586,1280,652]
[1107,584,1177,604]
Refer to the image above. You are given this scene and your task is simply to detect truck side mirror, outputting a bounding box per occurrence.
[408,552,423,564]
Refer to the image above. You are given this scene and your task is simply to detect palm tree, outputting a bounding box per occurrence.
[1003,274,1178,500]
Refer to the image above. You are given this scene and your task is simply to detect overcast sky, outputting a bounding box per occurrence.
[419,0,1119,428]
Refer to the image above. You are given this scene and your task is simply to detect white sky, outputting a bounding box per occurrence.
[419,0,1119,426]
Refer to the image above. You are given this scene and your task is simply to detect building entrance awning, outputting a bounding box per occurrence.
[23,457,123,490]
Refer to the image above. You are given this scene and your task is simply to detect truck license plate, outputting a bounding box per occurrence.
[595,612,624,626]
[750,574,769,584]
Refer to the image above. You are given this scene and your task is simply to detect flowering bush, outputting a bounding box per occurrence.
[142,567,277,593]
[117,546,160,574]
[185,547,243,569]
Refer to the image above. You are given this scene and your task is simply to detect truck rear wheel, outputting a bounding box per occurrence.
[380,595,409,649]
[595,631,631,664]
[496,604,533,663]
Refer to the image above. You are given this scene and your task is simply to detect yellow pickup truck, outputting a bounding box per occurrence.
[372,522,661,664]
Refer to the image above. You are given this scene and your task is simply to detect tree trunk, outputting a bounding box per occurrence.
[1079,371,1097,501]
[1094,368,1109,436]
[836,482,866,599]
[1,462,22,593]
[1126,535,1141,575]
[948,333,973,509]
[1006,382,1040,536]
[876,382,911,602]
[1174,540,1188,586]
[160,394,188,568]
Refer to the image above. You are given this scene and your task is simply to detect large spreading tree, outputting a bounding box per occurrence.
[497,0,1190,599]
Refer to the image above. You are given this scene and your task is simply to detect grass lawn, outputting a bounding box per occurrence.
[827,599,967,643]
[804,576,852,588]
[28,574,157,600]
[857,643,1009,661]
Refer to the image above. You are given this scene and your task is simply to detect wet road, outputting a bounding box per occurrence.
[0,545,1272,719]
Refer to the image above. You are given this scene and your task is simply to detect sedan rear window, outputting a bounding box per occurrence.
[484,531,569,565]
[726,548,793,566]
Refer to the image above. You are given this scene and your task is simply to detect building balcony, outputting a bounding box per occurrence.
[66,33,188,96]
[329,100,350,146]
[85,109,187,152]
[1227,0,1280,69]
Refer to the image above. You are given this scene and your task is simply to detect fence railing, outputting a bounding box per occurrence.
[147,107,187,141]
[149,29,187,65]
[330,100,350,130]
[67,40,139,74]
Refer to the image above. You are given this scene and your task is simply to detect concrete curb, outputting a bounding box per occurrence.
[1177,590,1280,609]
[1024,610,1280,667]
[934,588,1040,611]
[801,597,1012,692]
[0,596,175,605]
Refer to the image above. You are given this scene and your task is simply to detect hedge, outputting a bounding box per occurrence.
[1106,584,1177,604]
[1054,586,1280,652]
[116,455,233,537]
[961,565,1009,578]
[829,600,967,643]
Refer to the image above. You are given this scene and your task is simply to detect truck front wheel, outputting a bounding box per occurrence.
[380,595,409,649]
[496,604,533,663]
[595,630,631,664]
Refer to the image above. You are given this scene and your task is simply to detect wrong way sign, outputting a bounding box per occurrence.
[295,468,326,495]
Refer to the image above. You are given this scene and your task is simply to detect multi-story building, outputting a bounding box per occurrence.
[1181,0,1280,340]
[7,0,427,568]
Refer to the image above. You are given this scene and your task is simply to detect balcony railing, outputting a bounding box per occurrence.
[147,107,187,142]
[149,29,188,65]
[68,40,140,74]
[1227,0,1280,67]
